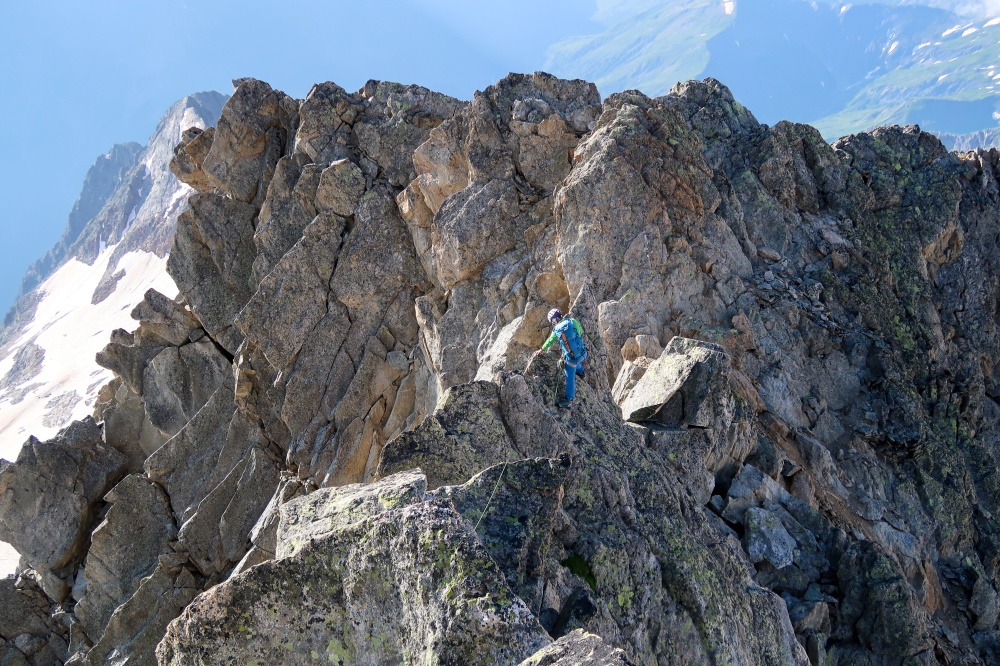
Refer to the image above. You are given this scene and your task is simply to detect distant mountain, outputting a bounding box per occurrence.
[546,0,1000,141]
[13,143,143,307]
[938,125,1000,150]
[0,91,226,459]
[545,0,732,102]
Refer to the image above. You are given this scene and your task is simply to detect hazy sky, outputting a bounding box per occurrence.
[0,0,599,314]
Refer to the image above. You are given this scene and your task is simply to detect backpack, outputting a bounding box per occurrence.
[555,317,587,362]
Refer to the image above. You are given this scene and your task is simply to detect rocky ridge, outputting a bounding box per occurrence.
[1,71,1000,665]
[939,127,1000,153]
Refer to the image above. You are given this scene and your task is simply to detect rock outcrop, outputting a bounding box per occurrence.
[0,419,125,594]
[4,70,1000,665]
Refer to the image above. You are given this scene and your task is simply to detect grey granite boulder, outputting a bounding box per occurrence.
[158,500,551,666]
[620,337,729,426]
[167,193,258,354]
[379,381,519,489]
[519,630,636,666]
[81,562,200,666]
[201,78,298,206]
[0,577,49,640]
[743,507,797,570]
[276,469,427,558]
[0,418,125,573]
[431,456,569,611]
[74,474,176,643]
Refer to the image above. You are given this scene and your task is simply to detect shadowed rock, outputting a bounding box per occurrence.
[74,474,177,643]
[0,418,125,575]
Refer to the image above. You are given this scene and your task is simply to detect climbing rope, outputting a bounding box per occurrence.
[472,457,510,534]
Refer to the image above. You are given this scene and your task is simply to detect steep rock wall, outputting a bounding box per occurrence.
[1,72,1000,665]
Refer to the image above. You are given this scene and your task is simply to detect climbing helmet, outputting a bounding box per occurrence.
[547,308,563,324]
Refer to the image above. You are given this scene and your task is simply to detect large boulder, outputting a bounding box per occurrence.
[200,78,298,206]
[167,193,258,354]
[355,80,465,189]
[519,630,636,666]
[236,210,345,373]
[144,383,237,523]
[176,444,282,576]
[378,381,520,488]
[0,418,125,574]
[276,469,427,558]
[430,456,570,611]
[833,541,933,662]
[0,578,49,640]
[620,337,730,426]
[140,339,230,438]
[73,475,177,643]
[158,497,551,665]
[81,562,200,666]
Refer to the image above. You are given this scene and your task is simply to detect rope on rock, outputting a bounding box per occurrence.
[472,457,510,534]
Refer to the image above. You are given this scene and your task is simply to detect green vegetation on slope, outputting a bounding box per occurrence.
[545,0,734,97]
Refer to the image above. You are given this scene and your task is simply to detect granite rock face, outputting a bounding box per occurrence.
[5,71,1000,665]
[73,475,176,643]
[519,630,636,665]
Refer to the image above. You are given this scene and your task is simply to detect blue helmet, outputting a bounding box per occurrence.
[547,308,563,324]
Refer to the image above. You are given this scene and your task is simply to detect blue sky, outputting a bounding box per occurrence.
[0,0,599,314]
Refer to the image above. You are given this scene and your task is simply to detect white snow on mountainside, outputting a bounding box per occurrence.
[0,92,226,462]
[0,92,225,576]
[0,247,176,461]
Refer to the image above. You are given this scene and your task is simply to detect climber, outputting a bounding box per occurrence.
[534,308,588,408]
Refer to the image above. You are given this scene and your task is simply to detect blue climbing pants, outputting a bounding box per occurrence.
[563,351,588,401]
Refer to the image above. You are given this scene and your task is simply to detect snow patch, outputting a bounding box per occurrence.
[887,41,900,55]
[943,25,963,37]
[125,206,138,233]
[938,74,950,81]
[0,249,176,461]
[178,106,208,143]
[963,27,979,37]
[0,541,18,577]
[986,18,1000,27]
[723,0,735,14]
[166,183,192,215]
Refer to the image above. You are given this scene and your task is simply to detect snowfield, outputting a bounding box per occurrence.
[0,246,175,462]
[0,542,16,574]
[0,247,174,577]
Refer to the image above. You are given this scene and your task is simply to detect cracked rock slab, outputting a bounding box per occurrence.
[158,500,551,666]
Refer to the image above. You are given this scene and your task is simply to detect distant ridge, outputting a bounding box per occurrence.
[4,91,228,329]
[546,0,1000,140]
